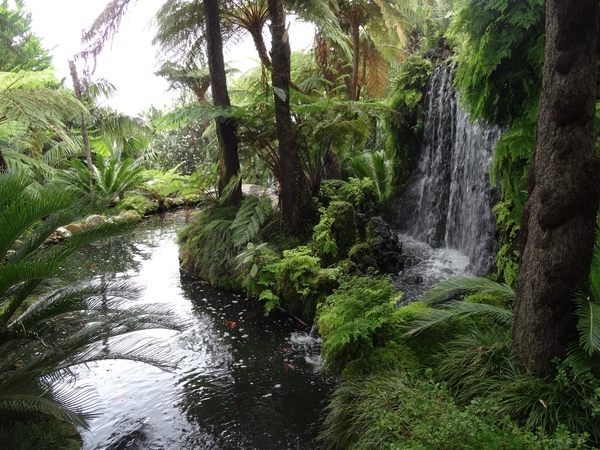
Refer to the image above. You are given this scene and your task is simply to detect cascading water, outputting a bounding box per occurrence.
[394,65,500,277]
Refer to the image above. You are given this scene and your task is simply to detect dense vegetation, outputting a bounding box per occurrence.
[3,0,600,448]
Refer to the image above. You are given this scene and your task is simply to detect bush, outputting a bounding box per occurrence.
[317,276,404,376]
[320,371,593,450]
[117,193,159,215]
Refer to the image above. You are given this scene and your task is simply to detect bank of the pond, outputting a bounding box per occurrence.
[58,211,335,450]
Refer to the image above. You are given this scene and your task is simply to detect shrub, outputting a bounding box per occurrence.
[320,371,593,450]
[316,276,404,376]
[117,193,159,216]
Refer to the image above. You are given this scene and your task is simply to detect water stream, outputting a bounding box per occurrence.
[393,65,500,276]
[59,212,334,450]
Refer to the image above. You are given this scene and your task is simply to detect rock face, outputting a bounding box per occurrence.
[351,214,403,274]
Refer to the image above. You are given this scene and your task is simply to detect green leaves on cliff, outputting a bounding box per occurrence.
[449,0,544,127]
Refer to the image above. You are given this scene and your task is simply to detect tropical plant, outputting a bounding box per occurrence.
[0,70,87,173]
[59,153,145,206]
[319,370,593,450]
[0,0,52,72]
[0,171,185,428]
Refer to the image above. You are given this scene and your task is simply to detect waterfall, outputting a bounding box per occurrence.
[394,66,500,276]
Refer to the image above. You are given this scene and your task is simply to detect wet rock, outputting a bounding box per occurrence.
[85,214,105,227]
[65,223,84,234]
[46,226,72,244]
[116,211,140,222]
[350,216,404,274]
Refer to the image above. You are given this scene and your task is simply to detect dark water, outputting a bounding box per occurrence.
[60,212,334,450]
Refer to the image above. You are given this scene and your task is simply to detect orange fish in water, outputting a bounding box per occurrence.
[224,320,236,329]
[283,363,297,373]
[90,263,98,269]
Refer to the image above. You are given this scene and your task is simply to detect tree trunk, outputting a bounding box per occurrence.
[0,148,7,172]
[250,29,271,69]
[348,18,360,101]
[203,0,242,206]
[512,0,600,376]
[68,60,93,172]
[268,0,316,236]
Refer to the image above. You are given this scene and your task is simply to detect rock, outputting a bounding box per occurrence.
[64,223,84,234]
[46,226,72,244]
[116,211,140,222]
[85,215,105,227]
[367,216,404,274]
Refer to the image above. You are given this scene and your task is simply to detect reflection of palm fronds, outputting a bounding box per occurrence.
[0,171,186,428]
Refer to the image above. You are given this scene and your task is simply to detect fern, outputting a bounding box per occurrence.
[229,194,272,247]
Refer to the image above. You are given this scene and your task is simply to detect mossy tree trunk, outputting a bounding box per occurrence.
[512,0,600,376]
[267,0,316,236]
[204,0,242,206]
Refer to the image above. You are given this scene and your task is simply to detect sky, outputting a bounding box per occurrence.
[22,0,314,117]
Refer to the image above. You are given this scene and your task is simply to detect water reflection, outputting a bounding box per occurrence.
[67,212,334,450]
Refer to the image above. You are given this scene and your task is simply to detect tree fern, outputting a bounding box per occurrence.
[229,193,272,247]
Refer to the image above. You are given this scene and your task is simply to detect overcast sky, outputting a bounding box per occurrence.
[22,0,314,117]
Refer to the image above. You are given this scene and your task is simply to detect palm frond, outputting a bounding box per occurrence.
[419,276,515,305]
[404,300,513,337]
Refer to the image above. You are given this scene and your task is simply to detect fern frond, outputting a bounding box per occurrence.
[230,194,272,247]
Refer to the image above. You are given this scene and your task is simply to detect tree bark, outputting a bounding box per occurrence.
[348,16,360,101]
[512,0,600,376]
[68,60,93,172]
[203,0,242,206]
[0,148,7,172]
[268,0,316,236]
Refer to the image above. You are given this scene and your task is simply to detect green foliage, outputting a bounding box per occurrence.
[386,55,434,187]
[230,194,274,247]
[139,167,187,207]
[0,0,52,72]
[178,206,239,288]
[59,154,145,206]
[448,0,545,127]
[320,370,592,450]
[311,201,357,266]
[345,151,392,203]
[235,241,278,300]
[117,193,158,216]
[338,177,378,213]
[0,171,185,429]
[317,276,401,376]
[0,412,81,450]
[491,115,536,286]
[262,246,322,317]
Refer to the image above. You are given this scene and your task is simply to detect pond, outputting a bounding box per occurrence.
[59,211,335,450]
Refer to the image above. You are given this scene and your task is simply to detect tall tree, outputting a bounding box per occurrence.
[0,0,52,72]
[203,0,242,205]
[268,0,316,235]
[512,0,600,376]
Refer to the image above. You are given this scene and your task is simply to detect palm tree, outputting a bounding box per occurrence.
[0,170,185,428]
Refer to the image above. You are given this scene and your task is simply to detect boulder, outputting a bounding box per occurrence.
[85,215,105,227]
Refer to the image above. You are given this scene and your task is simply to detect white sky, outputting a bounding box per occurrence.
[22,0,314,117]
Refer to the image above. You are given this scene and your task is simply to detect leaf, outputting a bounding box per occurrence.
[273,86,287,102]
